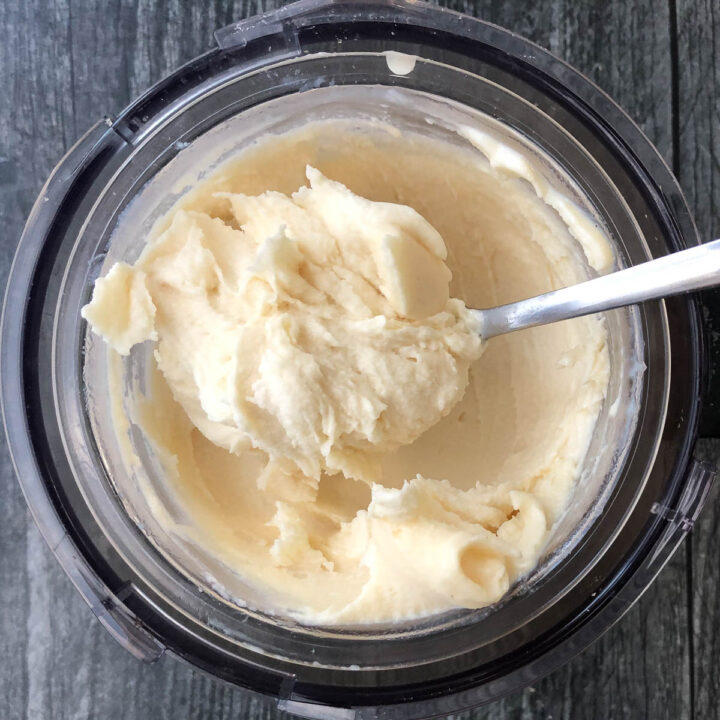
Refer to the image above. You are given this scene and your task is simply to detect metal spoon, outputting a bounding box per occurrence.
[470,239,720,339]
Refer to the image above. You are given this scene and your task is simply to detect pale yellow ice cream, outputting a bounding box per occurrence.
[83,166,482,484]
[82,120,611,624]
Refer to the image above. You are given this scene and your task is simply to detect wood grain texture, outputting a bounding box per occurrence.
[676,0,720,437]
[674,0,720,711]
[0,0,714,718]
[691,441,720,720]
[676,0,720,718]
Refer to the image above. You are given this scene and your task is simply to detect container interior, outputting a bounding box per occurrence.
[80,84,647,648]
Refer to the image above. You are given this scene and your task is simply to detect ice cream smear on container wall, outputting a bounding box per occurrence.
[82,119,611,624]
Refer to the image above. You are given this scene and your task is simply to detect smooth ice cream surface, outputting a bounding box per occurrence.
[83,120,611,625]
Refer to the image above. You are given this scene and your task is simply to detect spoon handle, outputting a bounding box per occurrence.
[473,238,720,339]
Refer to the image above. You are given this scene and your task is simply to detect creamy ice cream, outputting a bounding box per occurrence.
[83,120,611,624]
[84,168,482,484]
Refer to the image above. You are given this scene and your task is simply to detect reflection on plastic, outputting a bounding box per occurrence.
[54,534,165,663]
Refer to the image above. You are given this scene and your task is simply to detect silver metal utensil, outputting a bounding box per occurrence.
[470,239,720,339]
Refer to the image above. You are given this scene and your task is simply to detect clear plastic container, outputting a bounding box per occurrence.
[1,1,715,718]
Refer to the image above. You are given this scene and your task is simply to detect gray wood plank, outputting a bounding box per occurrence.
[675,0,720,437]
[676,0,720,248]
[676,0,720,717]
[0,0,706,718]
[0,0,72,716]
[690,441,720,720]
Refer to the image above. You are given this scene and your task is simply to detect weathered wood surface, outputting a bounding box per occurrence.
[0,0,717,718]
[677,1,720,719]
